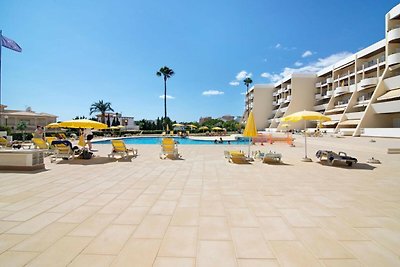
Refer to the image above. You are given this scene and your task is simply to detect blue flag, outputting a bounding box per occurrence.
[1,35,22,52]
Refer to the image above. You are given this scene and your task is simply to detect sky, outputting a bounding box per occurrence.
[0,0,399,122]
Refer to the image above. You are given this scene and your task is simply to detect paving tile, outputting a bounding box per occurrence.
[49,198,88,213]
[113,206,149,225]
[270,240,321,267]
[153,257,195,267]
[170,207,199,226]
[238,259,280,267]
[3,203,54,222]
[197,240,237,267]
[0,221,21,234]
[258,217,297,240]
[358,227,400,255]
[57,205,101,223]
[84,224,136,255]
[68,213,116,237]
[26,236,91,267]
[159,226,197,257]
[247,201,281,216]
[312,217,368,241]
[69,254,115,267]
[294,228,354,259]
[133,215,171,238]
[131,194,159,207]
[111,238,161,267]
[0,234,28,254]
[0,251,38,267]
[227,208,259,227]
[178,195,200,207]
[342,240,400,266]
[7,212,65,235]
[198,216,231,240]
[231,227,275,259]
[322,259,363,267]
[85,193,117,206]
[200,200,225,216]
[279,209,317,227]
[149,200,177,215]
[12,222,76,252]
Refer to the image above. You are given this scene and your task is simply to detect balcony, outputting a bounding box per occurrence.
[384,75,400,90]
[372,100,400,114]
[327,90,333,97]
[326,78,333,83]
[344,111,364,120]
[278,98,284,104]
[387,52,400,66]
[313,103,328,111]
[334,86,349,96]
[273,92,278,97]
[335,101,348,108]
[286,95,292,102]
[388,27,400,43]
[315,82,322,87]
[359,77,378,89]
[273,101,278,106]
[349,84,357,93]
[280,107,288,113]
[315,93,322,100]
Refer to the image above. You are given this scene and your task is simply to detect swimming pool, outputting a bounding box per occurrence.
[94,137,249,145]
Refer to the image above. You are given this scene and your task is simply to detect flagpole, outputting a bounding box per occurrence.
[0,29,3,126]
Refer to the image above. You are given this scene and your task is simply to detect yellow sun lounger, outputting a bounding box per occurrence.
[224,150,251,164]
[32,138,49,150]
[51,140,76,162]
[108,139,138,159]
[160,137,181,159]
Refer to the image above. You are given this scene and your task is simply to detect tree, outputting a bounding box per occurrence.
[89,100,114,124]
[16,121,27,141]
[243,77,253,94]
[156,66,175,129]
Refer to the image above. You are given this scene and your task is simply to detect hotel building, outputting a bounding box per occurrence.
[244,3,400,137]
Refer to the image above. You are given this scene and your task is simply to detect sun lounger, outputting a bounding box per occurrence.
[32,138,49,149]
[160,138,181,159]
[45,137,57,147]
[224,150,251,164]
[262,151,282,163]
[315,150,357,166]
[51,140,78,162]
[108,139,138,159]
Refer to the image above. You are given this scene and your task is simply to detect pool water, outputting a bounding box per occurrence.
[94,137,249,145]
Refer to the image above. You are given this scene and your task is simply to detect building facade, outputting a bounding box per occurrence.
[0,105,57,132]
[245,3,400,137]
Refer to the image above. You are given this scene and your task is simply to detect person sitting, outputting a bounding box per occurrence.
[84,128,94,150]
[33,125,44,139]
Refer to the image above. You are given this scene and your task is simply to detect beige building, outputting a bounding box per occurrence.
[247,3,400,137]
[243,84,274,130]
[0,105,57,132]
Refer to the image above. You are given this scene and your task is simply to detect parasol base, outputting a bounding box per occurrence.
[301,157,313,162]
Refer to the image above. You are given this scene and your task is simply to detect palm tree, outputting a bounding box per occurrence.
[156,66,175,129]
[243,77,253,94]
[89,100,114,124]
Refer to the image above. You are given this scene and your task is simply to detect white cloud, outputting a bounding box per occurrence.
[240,92,246,95]
[275,43,281,48]
[202,90,224,96]
[235,70,252,81]
[261,72,282,83]
[159,95,175,99]
[261,51,352,83]
[302,50,313,58]
[229,81,240,86]
[294,61,303,67]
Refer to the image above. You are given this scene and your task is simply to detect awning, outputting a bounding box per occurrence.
[322,121,339,126]
[377,89,400,101]
[325,107,345,114]
[339,119,360,126]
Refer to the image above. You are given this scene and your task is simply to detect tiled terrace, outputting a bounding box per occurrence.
[0,136,399,266]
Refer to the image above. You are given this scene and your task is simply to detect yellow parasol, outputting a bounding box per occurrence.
[281,110,331,161]
[186,124,197,130]
[58,119,108,129]
[243,111,257,157]
[211,127,223,131]
[172,123,185,127]
[45,122,61,129]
